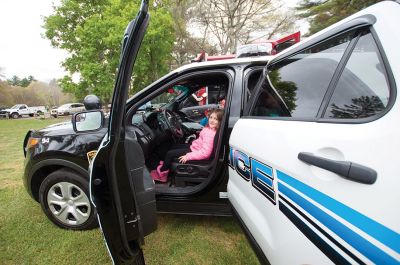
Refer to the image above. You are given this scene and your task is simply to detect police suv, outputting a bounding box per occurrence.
[23,1,400,264]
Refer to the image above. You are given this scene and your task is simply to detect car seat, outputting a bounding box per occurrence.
[170,130,220,187]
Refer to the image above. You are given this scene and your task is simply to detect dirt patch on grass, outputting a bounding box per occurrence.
[0,178,22,189]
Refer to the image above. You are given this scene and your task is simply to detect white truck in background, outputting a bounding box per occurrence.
[0,104,46,119]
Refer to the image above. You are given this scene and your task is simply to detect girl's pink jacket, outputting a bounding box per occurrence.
[186,126,216,161]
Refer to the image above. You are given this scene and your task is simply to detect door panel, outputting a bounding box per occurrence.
[229,117,400,264]
[90,1,156,263]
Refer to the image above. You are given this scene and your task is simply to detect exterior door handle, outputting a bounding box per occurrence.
[298,152,377,184]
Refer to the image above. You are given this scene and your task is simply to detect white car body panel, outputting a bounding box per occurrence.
[1,104,35,117]
[56,103,85,115]
[228,2,400,264]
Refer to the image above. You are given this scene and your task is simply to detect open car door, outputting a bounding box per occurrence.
[90,1,157,264]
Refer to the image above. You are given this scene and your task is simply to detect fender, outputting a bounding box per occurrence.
[27,158,89,201]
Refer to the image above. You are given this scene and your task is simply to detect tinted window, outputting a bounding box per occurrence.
[324,31,390,119]
[245,69,263,104]
[252,32,355,118]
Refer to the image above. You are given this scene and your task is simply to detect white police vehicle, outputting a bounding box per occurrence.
[79,1,400,264]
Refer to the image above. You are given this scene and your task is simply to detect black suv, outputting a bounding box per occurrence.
[23,57,267,230]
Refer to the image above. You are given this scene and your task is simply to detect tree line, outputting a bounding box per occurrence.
[0,79,72,108]
[7,75,36,87]
[42,0,382,104]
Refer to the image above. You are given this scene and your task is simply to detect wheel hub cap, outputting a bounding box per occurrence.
[47,182,91,226]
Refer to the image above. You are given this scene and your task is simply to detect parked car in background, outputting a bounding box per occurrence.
[31,106,47,115]
[52,103,85,117]
[0,104,44,119]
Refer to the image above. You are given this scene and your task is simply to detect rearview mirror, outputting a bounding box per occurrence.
[72,110,104,132]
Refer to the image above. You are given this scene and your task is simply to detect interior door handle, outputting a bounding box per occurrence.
[298,152,377,184]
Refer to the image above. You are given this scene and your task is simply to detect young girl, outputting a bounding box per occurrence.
[151,108,224,182]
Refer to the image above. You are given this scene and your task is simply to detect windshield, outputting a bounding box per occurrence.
[140,85,189,111]
[10,105,20,109]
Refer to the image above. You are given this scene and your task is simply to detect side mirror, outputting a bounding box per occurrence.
[72,110,104,132]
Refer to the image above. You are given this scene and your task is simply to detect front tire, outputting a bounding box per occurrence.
[39,169,98,230]
[11,112,19,119]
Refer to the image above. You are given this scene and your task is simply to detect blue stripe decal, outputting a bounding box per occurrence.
[279,182,399,265]
[251,159,273,187]
[279,199,351,265]
[277,170,400,254]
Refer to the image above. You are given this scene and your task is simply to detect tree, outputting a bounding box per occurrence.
[162,0,218,68]
[28,75,36,82]
[8,75,20,86]
[20,78,30,87]
[297,0,383,35]
[191,0,297,54]
[328,96,385,119]
[7,75,35,87]
[44,0,175,103]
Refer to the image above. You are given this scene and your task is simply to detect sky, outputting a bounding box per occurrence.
[0,0,303,83]
[0,0,68,82]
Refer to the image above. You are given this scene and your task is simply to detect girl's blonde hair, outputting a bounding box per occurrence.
[209,109,224,129]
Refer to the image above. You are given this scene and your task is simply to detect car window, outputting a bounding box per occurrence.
[251,31,355,118]
[244,69,263,105]
[323,31,390,119]
[20,106,26,109]
[131,72,230,123]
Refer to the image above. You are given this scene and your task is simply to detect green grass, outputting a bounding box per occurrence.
[0,118,258,265]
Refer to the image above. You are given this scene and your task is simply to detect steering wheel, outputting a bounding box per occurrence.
[162,109,184,139]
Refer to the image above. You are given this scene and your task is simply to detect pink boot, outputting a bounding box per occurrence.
[157,164,169,182]
[150,170,161,181]
[150,163,169,183]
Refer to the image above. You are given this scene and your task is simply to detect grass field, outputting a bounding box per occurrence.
[0,118,258,265]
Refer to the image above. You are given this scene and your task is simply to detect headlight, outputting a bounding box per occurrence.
[26,137,40,149]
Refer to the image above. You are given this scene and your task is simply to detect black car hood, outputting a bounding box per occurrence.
[33,118,109,138]
[34,121,75,137]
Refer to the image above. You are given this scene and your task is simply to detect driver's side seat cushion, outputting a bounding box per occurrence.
[170,130,219,185]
